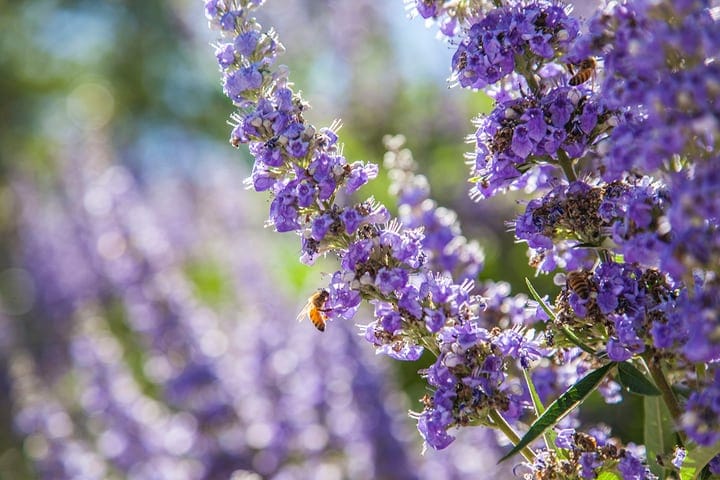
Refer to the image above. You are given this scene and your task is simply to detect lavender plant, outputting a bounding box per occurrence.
[205,0,720,478]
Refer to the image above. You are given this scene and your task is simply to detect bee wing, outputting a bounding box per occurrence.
[296,301,311,323]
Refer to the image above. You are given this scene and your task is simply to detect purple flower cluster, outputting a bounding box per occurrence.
[514,180,605,272]
[470,87,611,200]
[513,177,677,271]
[513,172,720,364]
[669,277,720,363]
[681,370,720,447]
[591,262,676,362]
[523,429,654,479]
[662,160,720,279]
[451,1,579,90]
[209,0,381,248]
[572,0,720,181]
[416,322,542,449]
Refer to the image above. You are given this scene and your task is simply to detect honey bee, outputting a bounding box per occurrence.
[568,57,597,86]
[566,271,591,299]
[455,50,468,72]
[574,432,598,452]
[297,289,330,332]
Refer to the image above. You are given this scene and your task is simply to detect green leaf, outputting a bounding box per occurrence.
[523,368,557,454]
[644,395,676,478]
[597,471,621,480]
[679,440,720,480]
[618,361,661,396]
[499,362,616,463]
[525,277,557,321]
[523,368,546,416]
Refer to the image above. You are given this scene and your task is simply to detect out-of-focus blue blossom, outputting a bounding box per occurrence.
[709,454,720,475]
[384,135,484,283]
[4,137,509,478]
[681,369,720,447]
[572,0,720,182]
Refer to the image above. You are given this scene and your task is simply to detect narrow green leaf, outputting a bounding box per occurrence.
[499,362,616,463]
[523,368,546,416]
[525,277,556,321]
[597,471,621,480]
[644,395,676,478]
[523,368,557,453]
[679,440,720,480]
[618,362,661,396]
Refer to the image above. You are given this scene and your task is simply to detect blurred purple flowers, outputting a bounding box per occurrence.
[3,140,507,478]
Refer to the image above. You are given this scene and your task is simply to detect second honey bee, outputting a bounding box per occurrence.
[297,289,330,332]
[566,271,592,299]
[568,57,597,86]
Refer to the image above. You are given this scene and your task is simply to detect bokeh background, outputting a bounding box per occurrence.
[0,1,619,479]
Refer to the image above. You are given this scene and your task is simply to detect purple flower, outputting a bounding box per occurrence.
[346,162,378,194]
[495,329,542,368]
[579,452,601,479]
[617,451,652,479]
[547,90,574,127]
[511,125,534,159]
[378,342,425,362]
[340,207,362,235]
[311,213,335,241]
[607,338,633,362]
[215,43,235,68]
[234,31,260,56]
[340,239,373,271]
[418,409,455,450]
[375,302,403,334]
[681,371,720,446]
[555,428,575,449]
[672,448,686,469]
[424,308,446,333]
[269,191,300,232]
[223,65,263,101]
[295,179,316,207]
[375,267,409,296]
[326,272,362,320]
[709,454,720,475]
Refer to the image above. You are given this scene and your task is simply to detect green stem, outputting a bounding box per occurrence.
[523,369,557,453]
[524,72,540,96]
[513,53,541,96]
[696,363,707,384]
[560,325,597,356]
[642,354,687,446]
[489,409,536,462]
[597,248,611,264]
[557,149,577,182]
